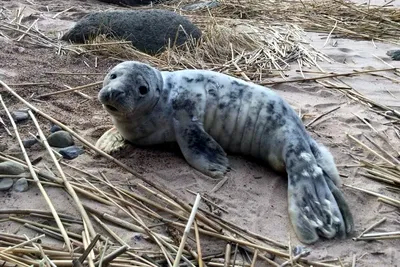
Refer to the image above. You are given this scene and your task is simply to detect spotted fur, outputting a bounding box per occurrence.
[97,61,354,244]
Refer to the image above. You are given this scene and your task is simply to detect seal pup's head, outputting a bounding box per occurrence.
[98,61,163,119]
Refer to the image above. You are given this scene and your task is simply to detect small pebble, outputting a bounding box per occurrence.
[0,161,25,175]
[0,178,14,191]
[11,110,29,123]
[59,146,84,160]
[47,131,74,148]
[131,234,142,242]
[50,124,62,133]
[13,177,29,192]
[23,138,38,148]
[387,49,400,60]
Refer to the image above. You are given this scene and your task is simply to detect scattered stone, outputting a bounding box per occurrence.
[50,124,62,133]
[292,245,311,256]
[59,146,84,160]
[13,177,29,192]
[387,49,400,60]
[62,9,202,55]
[11,110,29,123]
[23,138,38,148]
[0,161,25,175]
[182,0,219,11]
[47,131,74,148]
[0,178,14,191]
[96,0,165,6]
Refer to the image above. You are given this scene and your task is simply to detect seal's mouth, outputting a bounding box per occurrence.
[105,104,118,112]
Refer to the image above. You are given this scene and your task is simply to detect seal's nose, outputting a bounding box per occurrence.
[110,88,125,101]
[100,88,125,103]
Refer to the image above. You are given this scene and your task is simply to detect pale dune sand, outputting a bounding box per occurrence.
[0,1,399,266]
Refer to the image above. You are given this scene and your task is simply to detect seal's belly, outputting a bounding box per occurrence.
[202,78,290,161]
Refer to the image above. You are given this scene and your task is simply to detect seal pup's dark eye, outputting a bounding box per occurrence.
[139,86,149,95]
[110,74,117,79]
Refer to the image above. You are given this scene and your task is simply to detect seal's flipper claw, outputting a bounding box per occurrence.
[172,112,229,179]
[326,178,354,236]
[95,127,126,154]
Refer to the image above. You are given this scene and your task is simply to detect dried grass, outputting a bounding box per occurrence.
[1,0,400,266]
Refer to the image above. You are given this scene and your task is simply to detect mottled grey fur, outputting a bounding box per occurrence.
[98,61,354,244]
[62,10,201,55]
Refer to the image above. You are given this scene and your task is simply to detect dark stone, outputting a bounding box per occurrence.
[387,49,400,61]
[59,146,84,160]
[0,161,25,175]
[11,110,29,123]
[96,0,165,6]
[61,9,202,55]
[50,124,62,133]
[47,131,74,148]
[23,138,38,148]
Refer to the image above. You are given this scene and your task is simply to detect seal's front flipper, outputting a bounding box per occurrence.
[95,127,126,154]
[172,113,229,178]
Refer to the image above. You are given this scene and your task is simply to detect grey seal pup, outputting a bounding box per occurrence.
[96,61,354,244]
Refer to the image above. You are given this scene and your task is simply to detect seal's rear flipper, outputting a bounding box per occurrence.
[95,127,126,154]
[284,138,352,244]
[172,111,229,179]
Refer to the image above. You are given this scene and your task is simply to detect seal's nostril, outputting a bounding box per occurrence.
[110,89,125,100]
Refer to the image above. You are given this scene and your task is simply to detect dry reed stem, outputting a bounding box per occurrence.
[81,231,95,267]
[28,110,97,240]
[0,251,31,267]
[346,134,396,166]
[352,220,386,240]
[344,184,400,206]
[1,234,45,253]
[91,214,128,247]
[79,179,175,266]
[261,67,397,86]
[0,209,74,219]
[35,81,103,98]
[193,220,204,267]
[0,95,72,252]
[306,106,340,128]
[173,194,201,267]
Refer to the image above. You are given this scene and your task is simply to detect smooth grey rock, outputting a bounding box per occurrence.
[0,178,14,191]
[62,9,202,55]
[47,131,74,148]
[23,138,38,148]
[0,161,25,175]
[97,0,165,6]
[11,110,29,122]
[387,49,400,60]
[50,124,62,133]
[182,1,219,11]
[59,146,84,160]
[13,178,29,192]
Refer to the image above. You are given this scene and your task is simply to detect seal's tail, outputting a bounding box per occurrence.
[284,137,353,243]
[309,139,354,233]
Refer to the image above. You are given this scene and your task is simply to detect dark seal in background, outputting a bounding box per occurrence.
[61,9,202,55]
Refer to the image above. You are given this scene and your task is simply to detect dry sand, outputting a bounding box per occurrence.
[0,0,400,266]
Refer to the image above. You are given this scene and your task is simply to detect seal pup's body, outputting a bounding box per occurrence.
[97,61,354,244]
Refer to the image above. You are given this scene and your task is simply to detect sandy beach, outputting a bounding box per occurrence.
[0,0,400,266]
